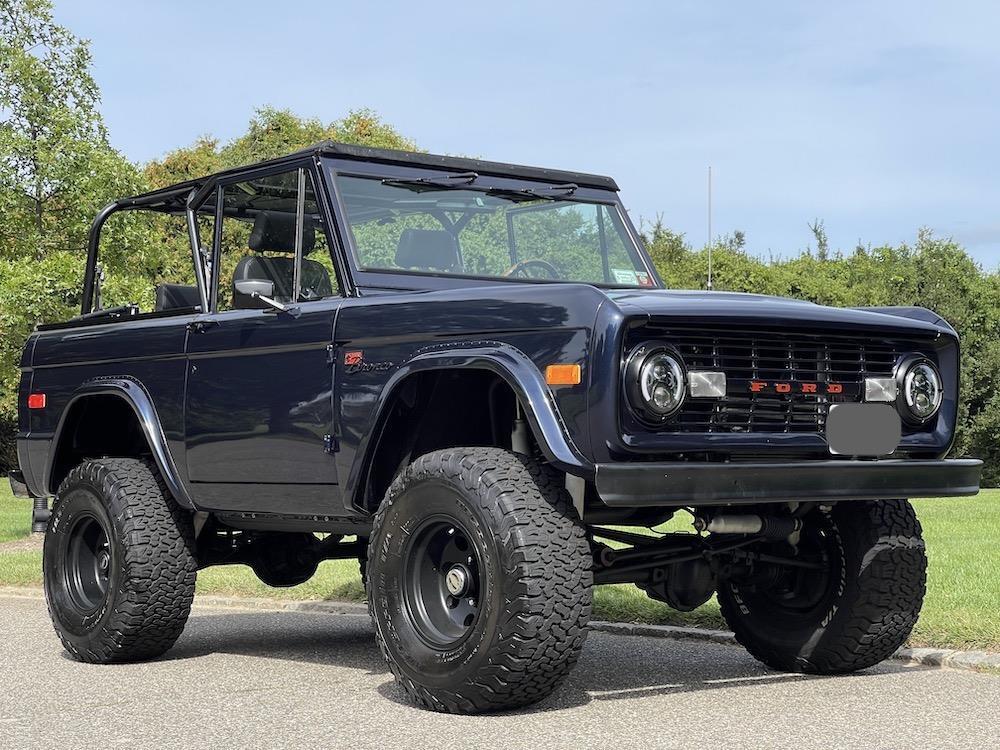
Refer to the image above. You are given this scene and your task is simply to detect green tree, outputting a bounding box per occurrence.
[0,0,148,468]
[138,107,420,303]
[0,0,143,262]
[144,136,222,190]
[145,106,420,188]
[642,217,689,283]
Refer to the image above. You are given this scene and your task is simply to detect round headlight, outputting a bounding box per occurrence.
[625,343,686,422]
[901,360,943,422]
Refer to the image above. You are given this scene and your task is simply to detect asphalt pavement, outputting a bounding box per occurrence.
[1,594,997,749]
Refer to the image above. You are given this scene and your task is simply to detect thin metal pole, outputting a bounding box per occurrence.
[185,189,210,313]
[707,165,713,290]
[293,168,306,301]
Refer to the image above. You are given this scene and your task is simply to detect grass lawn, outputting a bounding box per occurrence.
[1,482,997,650]
[0,482,31,543]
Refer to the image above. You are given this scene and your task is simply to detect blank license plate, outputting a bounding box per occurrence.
[826,403,901,456]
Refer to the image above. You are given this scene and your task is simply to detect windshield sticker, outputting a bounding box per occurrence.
[636,271,654,287]
[612,268,639,285]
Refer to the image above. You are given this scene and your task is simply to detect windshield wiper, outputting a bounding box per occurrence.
[381,173,579,202]
[382,172,479,192]
[485,183,579,202]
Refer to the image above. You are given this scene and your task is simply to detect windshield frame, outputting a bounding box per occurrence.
[321,157,662,293]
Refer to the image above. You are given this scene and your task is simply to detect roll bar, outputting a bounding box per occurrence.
[80,185,211,316]
[80,201,120,315]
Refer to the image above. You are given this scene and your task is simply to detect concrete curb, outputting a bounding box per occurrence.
[589,620,738,645]
[0,587,371,616]
[193,594,369,617]
[3,587,997,674]
[586,620,1000,673]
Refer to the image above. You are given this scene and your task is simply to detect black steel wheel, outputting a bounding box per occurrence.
[718,500,927,674]
[368,448,592,714]
[61,513,112,615]
[402,516,483,648]
[43,458,197,663]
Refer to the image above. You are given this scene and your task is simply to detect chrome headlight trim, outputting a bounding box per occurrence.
[896,356,943,424]
[624,342,686,424]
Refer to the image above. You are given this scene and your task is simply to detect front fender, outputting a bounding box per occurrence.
[45,378,195,508]
[347,343,593,502]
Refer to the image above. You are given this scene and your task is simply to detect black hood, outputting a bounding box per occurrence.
[604,289,950,338]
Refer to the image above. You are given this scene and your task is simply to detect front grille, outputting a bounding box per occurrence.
[636,325,932,434]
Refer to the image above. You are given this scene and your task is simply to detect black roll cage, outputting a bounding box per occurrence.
[79,142,647,315]
[81,185,203,316]
[79,150,353,316]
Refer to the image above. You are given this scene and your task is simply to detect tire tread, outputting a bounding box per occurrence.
[46,458,197,663]
[368,448,593,713]
[719,499,926,674]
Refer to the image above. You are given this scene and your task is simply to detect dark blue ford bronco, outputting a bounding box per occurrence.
[10,142,982,713]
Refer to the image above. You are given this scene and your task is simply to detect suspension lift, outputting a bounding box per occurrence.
[589,510,821,611]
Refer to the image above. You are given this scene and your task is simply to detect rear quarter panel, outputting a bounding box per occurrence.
[18,314,195,495]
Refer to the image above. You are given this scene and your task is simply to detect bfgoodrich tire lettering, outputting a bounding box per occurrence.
[718,499,927,674]
[368,448,593,713]
[43,458,197,663]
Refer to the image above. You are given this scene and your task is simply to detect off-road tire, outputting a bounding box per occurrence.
[367,448,593,713]
[43,458,197,663]
[718,499,926,674]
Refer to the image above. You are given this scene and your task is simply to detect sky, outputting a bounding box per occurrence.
[55,1,1000,268]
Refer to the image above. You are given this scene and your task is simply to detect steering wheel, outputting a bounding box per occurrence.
[503,258,561,280]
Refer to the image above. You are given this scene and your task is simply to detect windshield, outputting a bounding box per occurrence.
[334,174,656,287]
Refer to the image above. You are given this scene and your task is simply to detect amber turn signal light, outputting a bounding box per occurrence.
[545,364,581,386]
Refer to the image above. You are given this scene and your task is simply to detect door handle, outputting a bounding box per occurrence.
[186,320,218,334]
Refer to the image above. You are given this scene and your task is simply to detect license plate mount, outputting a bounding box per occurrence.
[826,403,901,457]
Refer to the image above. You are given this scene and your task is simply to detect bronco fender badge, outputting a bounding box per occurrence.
[344,350,394,374]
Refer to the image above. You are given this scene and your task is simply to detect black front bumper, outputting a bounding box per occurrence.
[594,458,982,507]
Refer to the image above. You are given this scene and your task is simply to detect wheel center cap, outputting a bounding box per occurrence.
[445,564,470,597]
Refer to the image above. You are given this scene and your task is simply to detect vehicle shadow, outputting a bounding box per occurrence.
[156,608,917,715]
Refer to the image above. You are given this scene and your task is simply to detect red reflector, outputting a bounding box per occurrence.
[27,393,46,409]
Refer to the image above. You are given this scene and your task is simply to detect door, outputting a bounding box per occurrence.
[184,166,344,514]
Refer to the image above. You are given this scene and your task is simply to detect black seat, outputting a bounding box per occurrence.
[395,228,461,272]
[232,211,332,309]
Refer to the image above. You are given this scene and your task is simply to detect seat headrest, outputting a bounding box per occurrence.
[395,229,460,272]
[248,211,315,254]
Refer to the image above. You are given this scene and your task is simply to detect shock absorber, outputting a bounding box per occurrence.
[704,514,801,540]
[32,497,50,534]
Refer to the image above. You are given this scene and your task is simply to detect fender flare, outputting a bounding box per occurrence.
[348,343,594,505]
[45,378,195,508]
